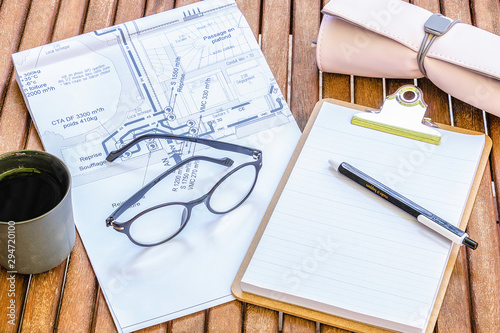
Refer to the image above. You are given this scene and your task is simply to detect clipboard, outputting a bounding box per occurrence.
[232,86,492,333]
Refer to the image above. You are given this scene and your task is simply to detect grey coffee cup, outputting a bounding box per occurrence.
[0,150,75,274]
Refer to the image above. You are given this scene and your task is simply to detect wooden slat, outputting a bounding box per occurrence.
[435,248,472,333]
[207,301,243,332]
[145,0,174,17]
[20,262,67,332]
[417,78,451,125]
[92,288,118,333]
[289,0,321,131]
[470,0,500,33]
[0,81,29,152]
[452,99,485,132]
[353,77,383,109]
[135,323,167,333]
[320,324,352,333]
[411,0,439,13]
[0,270,29,332]
[51,0,87,42]
[322,73,350,102]
[386,79,414,96]
[243,304,279,333]
[171,311,206,333]
[260,0,290,96]
[465,164,500,332]
[114,0,146,25]
[10,0,60,65]
[83,0,119,36]
[25,124,44,150]
[235,0,261,39]
[84,0,119,33]
[486,0,500,222]
[282,314,316,333]
[55,234,98,332]
[489,112,500,214]
[0,0,59,154]
[175,0,199,9]
[0,0,30,108]
[440,0,472,22]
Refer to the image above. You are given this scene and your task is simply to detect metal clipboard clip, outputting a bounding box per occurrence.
[351,85,441,145]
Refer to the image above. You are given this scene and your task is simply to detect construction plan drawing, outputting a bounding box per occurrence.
[12,1,301,332]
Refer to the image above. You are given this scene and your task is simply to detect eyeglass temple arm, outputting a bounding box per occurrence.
[105,155,233,226]
[106,133,261,162]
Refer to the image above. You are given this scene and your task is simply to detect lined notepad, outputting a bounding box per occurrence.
[239,102,486,333]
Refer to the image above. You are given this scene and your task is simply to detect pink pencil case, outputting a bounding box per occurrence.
[316,0,500,117]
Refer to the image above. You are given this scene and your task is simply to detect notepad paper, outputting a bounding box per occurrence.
[239,102,485,333]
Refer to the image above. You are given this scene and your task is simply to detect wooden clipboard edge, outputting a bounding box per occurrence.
[231,98,492,333]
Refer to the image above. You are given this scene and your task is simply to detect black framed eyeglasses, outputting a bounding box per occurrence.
[105,133,262,246]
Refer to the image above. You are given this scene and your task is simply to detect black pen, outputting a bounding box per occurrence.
[328,160,478,250]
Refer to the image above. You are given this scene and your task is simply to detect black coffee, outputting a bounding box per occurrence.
[0,169,65,222]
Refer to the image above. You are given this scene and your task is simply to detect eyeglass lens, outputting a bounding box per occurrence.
[128,163,258,245]
[129,204,188,246]
[208,164,257,213]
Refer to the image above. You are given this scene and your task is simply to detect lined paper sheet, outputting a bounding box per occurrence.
[240,102,485,333]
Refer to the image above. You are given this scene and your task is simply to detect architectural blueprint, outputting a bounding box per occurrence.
[12,1,301,331]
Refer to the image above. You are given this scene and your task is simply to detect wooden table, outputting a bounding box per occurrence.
[1,0,499,332]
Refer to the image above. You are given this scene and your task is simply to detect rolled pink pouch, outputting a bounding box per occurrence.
[316,0,500,117]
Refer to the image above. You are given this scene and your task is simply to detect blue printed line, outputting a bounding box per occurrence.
[102,130,119,155]
[128,51,141,77]
[270,98,284,113]
[157,119,187,130]
[227,115,258,127]
[231,102,250,109]
[94,27,127,46]
[94,28,117,36]
[142,84,157,113]
[124,117,145,126]
[119,124,149,143]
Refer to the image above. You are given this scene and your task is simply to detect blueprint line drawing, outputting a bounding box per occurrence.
[12,1,301,332]
[14,0,294,188]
